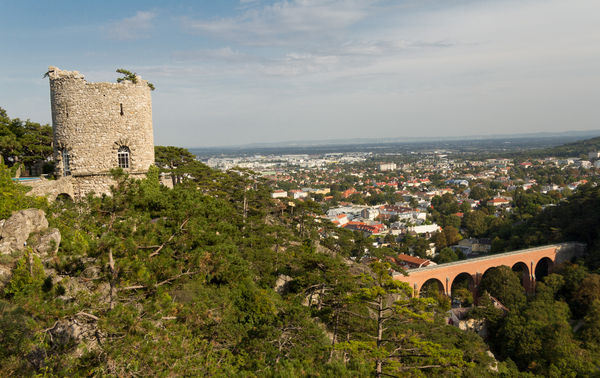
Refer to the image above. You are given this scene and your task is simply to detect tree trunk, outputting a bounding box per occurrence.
[376,296,384,378]
[329,308,340,362]
[243,188,248,222]
[108,248,117,310]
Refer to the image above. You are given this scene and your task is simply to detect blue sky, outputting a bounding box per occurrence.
[1,0,599,147]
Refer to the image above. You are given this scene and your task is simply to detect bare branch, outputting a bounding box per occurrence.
[120,285,146,291]
[398,365,442,370]
[149,217,190,257]
[108,248,115,273]
[119,271,199,291]
[41,320,60,334]
[389,346,419,355]
[155,270,198,287]
[76,311,99,321]
[342,310,371,320]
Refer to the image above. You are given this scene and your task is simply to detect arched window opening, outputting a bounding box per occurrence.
[62,149,71,176]
[118,146,130,169]
[120,103,124,116]
[56,193,73,202]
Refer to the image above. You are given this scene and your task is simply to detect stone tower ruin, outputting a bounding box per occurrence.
[47,66,155,197]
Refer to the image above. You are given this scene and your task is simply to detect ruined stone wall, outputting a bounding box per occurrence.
[47,66,155,197]
[70,173,147,198]
[26,177,75,201]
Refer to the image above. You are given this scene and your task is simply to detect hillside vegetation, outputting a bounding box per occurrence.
[2,114,600,375]
[527,135,600,158]
[0,161,501,377]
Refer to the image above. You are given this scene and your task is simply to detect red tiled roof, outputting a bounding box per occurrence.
[343,221,385,234]
[395,254,431,267]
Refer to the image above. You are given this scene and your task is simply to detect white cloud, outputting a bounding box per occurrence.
[107,11,156,40]
[184,0,375,45]
[173,47,247,62]
[141,0,600,145]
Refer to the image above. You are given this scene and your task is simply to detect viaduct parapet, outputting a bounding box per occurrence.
[394,242,586,297]
[47,66,155,198]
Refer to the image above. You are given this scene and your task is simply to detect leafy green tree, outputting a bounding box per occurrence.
[435,247,459,264]
[495,298,595,375]
[580,299,600,349]
[0,161,47,219]
[338,262,464,377]
[442,214,462,229]
[573,274,600,318]
[442,225,462,246]
[16,120,53,172]
[478,266,526,311]
[459,201,472,213]
[462,210,488,237]
[154,145,196,186]
[0,108,52,173]
[431,193,459,215]
[453,287,473,307]
[469,185,489,201]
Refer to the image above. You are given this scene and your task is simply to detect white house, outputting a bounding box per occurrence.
[361,207,380,220]
[271,190,287,199]
[408,224,441,234]
[379,163,397,171]
[289,189,308,199]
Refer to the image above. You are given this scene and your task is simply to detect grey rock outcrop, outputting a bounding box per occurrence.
[274,274,293,295]
[27,312,103,369]
[0,209,49,254]
[30,228,61,257]
[0,209,61,290]
[49,315,102,356]
[0,265,11,287]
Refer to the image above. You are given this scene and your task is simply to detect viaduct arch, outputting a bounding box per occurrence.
[393,243,585,297]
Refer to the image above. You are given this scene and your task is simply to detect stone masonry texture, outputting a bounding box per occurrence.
[47,66,155,197]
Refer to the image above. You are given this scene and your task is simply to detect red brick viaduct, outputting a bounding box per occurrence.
[393,243,586,297]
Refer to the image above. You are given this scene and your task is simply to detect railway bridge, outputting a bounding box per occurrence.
[393,243,586,297]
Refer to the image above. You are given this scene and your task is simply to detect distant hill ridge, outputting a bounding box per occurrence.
[536,135,600,158]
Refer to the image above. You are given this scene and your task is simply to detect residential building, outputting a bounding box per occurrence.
[379,162,397,171]
[271,190,287,199]
[393,254,435,269]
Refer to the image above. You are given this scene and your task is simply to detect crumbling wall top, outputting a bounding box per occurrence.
[47,66,85,81]
[47,66,147,87]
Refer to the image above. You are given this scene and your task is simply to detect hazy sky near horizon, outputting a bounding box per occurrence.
[1,0,599,147]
